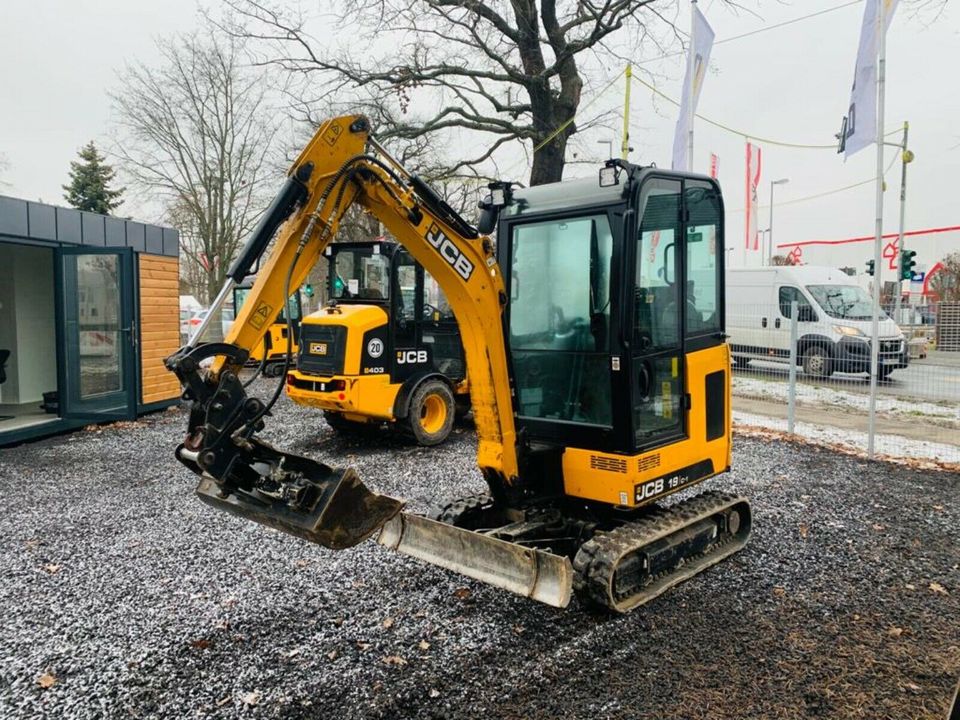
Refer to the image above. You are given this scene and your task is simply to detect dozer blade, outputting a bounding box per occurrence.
[196,468,404,551]
[377,512,573,608]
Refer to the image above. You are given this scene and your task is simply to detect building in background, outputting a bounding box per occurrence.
[0,195,181,444]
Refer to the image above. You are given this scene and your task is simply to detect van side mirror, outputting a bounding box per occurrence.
[798,305,816,322]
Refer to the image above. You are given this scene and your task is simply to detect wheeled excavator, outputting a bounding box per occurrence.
[166,114,750,612]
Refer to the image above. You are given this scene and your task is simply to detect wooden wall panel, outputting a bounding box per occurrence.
[138,254,181,405]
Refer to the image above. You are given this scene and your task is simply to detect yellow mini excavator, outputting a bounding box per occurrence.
[166,114,750,612]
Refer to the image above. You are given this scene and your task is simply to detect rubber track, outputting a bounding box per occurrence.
[428,493,492,525]
[572,491,748,612]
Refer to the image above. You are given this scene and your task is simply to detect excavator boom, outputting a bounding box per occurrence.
[165,115,574,606]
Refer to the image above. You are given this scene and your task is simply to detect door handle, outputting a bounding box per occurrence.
[761,317,768,328]
[123,321,138,350]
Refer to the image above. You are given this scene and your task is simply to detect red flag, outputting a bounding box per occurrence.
[745,143,762,250]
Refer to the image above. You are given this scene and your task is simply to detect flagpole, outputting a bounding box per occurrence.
[867,0,886,456]
[621,63,632,160]
[687,0,697,172]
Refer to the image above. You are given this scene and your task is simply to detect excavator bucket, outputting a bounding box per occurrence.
[377,512,574,608]
[195,467,404,551]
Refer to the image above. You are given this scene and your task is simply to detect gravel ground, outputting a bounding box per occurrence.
[1,378,958,719]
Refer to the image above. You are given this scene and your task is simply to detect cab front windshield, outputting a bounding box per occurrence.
[806,284,885,320]
[329,248,390,300]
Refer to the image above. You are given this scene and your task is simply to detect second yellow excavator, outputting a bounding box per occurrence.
[166,114,750,612]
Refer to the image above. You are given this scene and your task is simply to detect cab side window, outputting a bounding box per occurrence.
[779,286,815,320]
[684,181,722,335]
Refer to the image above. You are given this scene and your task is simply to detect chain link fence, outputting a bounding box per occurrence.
[727,301,960,465]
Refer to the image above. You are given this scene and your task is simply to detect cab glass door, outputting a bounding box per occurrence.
[632,179,684,447]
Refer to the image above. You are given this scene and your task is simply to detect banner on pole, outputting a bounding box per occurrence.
[671,4,714,171]
[709,153,719,179]
[745,143,762,250]
[840,0,899,157]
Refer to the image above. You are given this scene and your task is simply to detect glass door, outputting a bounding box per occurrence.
[60,248,136,420]
[631,178,685,449]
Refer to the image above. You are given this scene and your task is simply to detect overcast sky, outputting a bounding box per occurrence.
[1,0,956,264]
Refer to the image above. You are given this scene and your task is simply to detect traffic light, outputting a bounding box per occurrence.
[900,249,917,281]
[865,259,875,276]
[304,283,314,298]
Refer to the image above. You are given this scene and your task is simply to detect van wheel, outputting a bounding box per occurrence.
[802,345,833,378]
[408,380,455,446]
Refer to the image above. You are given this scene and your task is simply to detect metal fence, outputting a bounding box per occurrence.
[726,301,960,465]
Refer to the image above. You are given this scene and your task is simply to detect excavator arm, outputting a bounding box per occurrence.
[165,115,571,604]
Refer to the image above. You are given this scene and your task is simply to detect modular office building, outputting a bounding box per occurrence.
[0,195,181,444]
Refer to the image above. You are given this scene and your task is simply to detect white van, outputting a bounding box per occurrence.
[726,266,908,378]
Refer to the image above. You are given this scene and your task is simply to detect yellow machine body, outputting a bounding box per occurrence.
[169,114,750,613]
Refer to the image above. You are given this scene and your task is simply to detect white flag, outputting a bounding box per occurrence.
[842,0,899,158]
[672,4,714,171]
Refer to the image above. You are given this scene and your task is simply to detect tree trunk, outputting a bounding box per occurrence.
[529,133,569,186]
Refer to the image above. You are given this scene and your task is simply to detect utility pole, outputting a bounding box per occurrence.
[893,121,912,322]
[867,0,887,457]
[767,178,789,265]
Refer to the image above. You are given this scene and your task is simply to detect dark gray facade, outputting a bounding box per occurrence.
[0,195,178,256]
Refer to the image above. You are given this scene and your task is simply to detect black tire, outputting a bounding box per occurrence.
[407,379,455,446]
[265,361,287,378]
[324,410,370,434]
[801,344,833,378]
[878,366,896,380]
[732,356,751,369]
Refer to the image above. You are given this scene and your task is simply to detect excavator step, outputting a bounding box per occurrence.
[377,512,573,608]
[573,491,751,613]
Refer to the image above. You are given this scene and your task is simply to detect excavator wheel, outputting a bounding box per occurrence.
[407,379,455,446]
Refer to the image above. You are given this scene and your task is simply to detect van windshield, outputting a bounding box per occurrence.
[806,284,885,320]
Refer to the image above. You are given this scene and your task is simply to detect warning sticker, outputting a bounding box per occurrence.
[322,123,342,146]
[249,302,274,331]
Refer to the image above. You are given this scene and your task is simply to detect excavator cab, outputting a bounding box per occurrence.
[286,239,468,444]
[498,171,728,485]
[166,116,748,614]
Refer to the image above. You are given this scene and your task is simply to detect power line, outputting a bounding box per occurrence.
[635,1,863,65]
[630,73,838,149]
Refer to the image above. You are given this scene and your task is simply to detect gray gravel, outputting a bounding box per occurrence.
[1,377,958,719]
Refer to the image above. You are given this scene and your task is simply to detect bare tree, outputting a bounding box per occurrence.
[930,252,960,303]
[111,33,280,310]
[220,0,684,186]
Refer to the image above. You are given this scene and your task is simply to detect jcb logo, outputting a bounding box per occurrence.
[426,223,474,281]
[635,478,664,502]
[309,342,328,355]
[397,350,428,365]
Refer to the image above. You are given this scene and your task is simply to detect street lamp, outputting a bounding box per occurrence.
[767,178,789,265]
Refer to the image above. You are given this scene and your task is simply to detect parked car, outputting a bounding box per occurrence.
[726,266,909,378]
[183,307,234,341]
